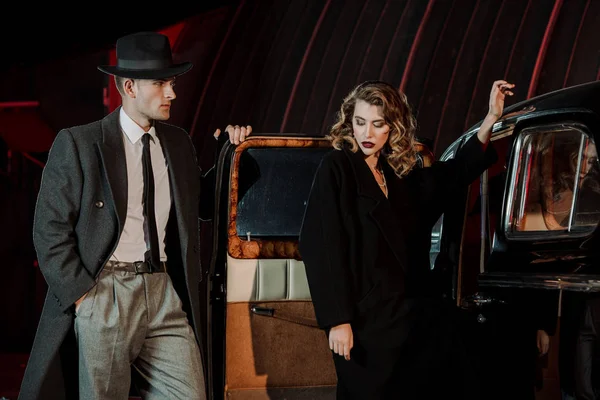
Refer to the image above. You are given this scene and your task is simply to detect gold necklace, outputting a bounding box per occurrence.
[378,169,387,187]
[370,165,386,187]
[367,159,387,190]
[378,168,388,197]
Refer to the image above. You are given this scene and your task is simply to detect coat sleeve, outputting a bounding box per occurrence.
[198,133,228,221]
[299,156,355,329]
[424,133,499,221]
[33,129,96,312]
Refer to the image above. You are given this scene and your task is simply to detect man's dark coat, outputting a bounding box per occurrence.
[19,107,207,399]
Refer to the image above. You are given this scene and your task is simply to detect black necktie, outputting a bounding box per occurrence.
[141,133,161,272]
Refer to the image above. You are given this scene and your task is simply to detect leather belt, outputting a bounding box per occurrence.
[104,260,167,274]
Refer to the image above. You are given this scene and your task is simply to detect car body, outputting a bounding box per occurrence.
[434,80,600,398]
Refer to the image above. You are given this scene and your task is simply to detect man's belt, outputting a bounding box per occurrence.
[104,260,167,274]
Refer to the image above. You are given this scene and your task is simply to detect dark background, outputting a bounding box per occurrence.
[1,0,599,396]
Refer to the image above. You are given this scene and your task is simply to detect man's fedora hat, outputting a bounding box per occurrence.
[98,31,192,79]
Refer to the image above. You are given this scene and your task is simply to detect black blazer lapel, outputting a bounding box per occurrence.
[98,108,128,231]
[343,148,409,270]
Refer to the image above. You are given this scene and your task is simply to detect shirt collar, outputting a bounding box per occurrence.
[119,107,157,144]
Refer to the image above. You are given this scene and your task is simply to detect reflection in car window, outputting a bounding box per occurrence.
[505,124,600,236]
[236,147,331,239]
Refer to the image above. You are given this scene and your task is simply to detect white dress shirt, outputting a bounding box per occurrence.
[110,108,171,262]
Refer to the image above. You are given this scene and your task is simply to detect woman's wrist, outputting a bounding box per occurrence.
[484,112,500,124]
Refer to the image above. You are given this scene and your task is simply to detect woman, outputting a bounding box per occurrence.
[299,80,512,399]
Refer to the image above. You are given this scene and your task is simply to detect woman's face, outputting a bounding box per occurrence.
[581,142,598,179]
[352,99,390,158]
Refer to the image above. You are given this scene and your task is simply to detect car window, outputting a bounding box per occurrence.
[504,124,600,237]
[235,147,331,239]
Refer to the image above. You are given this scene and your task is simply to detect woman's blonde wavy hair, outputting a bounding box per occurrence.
[327,80,418,178]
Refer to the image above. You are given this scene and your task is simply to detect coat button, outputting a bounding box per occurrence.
[95,201,104,208]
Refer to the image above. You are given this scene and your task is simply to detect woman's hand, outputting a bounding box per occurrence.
[488,80,515,120]
[537,329,550,355]
[329,323,353,361]
[478,79,515,144]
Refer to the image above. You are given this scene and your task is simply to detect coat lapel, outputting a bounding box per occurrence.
[98,108,128,230]
[155,125,190,251]
[343,148,409,270]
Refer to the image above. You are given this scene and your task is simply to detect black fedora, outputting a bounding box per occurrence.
[98,31,192,79]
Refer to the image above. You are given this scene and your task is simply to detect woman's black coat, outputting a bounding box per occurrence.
[299,134,498,337]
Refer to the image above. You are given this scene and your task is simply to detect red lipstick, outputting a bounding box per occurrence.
[362,141,374,148]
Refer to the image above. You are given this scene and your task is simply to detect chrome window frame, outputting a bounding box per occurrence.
[502,122,595,241]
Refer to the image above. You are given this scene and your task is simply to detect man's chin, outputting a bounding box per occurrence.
[155,112,170,121]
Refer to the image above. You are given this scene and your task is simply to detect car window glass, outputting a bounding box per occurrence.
[236,147,331,239]
[505,125,600,236]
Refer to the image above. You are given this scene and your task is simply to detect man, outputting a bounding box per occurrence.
[18,31,251,399]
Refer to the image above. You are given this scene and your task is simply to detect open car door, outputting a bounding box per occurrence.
[206,134,337,400]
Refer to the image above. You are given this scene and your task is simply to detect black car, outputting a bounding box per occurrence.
[434,79,600,400]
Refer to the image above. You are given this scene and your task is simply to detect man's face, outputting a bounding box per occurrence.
[132,78,177,121]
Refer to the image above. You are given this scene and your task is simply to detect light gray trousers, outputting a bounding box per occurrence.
[74,268,206,399]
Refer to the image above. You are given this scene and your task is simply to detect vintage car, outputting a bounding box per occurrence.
[202,80,600,400]
[429,79,600,399]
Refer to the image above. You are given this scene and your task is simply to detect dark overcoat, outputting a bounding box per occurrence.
[18,107,207,400]
[298,134,497,398]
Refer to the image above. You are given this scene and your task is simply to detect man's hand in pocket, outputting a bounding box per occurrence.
[74,292,88,313]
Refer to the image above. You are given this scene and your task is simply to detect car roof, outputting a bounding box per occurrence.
[443,80,600,157]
